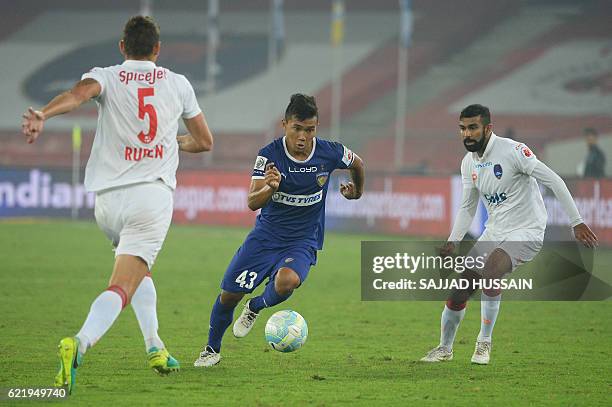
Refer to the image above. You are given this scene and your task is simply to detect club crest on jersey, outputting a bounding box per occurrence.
[316,172,329,187]
[471,172,477,182]
[493,164,503,179]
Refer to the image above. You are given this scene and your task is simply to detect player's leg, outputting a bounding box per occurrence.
[422,235,499,362]
[472,235,542,364]
[194,236,269,367]
[54,188,120,393]
[421,268,479,362]
[131,273,164,350]
[232,267,300,338]
[194,290,245,367]
[131,273,180,374]
[56,254,147,393]
[477,248,509,342]
[471,247,511,364]
[115,182,177,374]
[234,247,315,338]
[247,267,301,313]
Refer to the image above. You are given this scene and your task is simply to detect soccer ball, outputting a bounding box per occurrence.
[264,310,308,353]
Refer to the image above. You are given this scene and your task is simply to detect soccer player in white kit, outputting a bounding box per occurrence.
[420,104,597,365]
[20,16,213,394]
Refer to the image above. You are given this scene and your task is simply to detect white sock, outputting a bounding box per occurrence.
[439,305,465,350]
[76,290,124,355]
[478,293,501,342]
[131,276,164,351]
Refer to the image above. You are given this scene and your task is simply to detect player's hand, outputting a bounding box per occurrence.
[340,181,361,199]
[438,241,456,257]
[265,162,281,191]
[21,107,45,144]
[573,223,598,248]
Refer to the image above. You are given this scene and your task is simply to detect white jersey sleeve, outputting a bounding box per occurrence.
[511,143,538,175]
[530,160,583,227]
[448,155,479,242]
[178,74,201,119]
[82,67,107,98]
[509,140,582,227]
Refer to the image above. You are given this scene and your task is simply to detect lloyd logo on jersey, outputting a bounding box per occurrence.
[493,164,503,179]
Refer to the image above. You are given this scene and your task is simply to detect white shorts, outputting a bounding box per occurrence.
[94,182,174,270]
[468,228,544,273]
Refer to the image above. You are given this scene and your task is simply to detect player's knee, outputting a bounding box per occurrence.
[446,298,467,311]
[483,288,502,297]
[275,268,301,295]
[483,248,512,279]
[219,291,244,307]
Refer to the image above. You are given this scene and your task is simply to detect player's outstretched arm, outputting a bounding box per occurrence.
[21,78,101,144]
[247,163,281,211]
[178,113,213,153]
[530,161,598,247]
[340,154,364,200]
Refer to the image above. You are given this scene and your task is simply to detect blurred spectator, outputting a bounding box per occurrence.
[583,128,606,178]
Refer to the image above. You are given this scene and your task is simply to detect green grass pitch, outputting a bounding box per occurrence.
[0,221,610,406]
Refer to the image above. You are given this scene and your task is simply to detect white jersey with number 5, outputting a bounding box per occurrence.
[82,60,201,192]
[461,133,547,237]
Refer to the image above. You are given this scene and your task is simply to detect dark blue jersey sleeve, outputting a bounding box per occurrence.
[330,141,355,170]
[252,146,274,179]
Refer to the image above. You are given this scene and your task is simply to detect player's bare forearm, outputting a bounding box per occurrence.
[40,91,85,120]
[22,79,101,144]
[344,155,364,199]
[42,78,101,119]
[182,113,213,152]
[247,183,276,211]
[248,164,281,210]
[177,134,208,153]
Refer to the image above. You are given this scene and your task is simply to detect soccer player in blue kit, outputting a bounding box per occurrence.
[194,94,365,367]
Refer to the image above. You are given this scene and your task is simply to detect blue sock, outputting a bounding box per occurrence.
[207,295,235,353]
[249,281,291,313]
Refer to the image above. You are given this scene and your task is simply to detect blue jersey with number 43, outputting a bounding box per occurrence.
[251,136,354,250]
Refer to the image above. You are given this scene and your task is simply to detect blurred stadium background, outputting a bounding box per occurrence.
[1,0,611,244]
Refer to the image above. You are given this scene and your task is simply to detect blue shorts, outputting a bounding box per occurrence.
[221,233,317,294]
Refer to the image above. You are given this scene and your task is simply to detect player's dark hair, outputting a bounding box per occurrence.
[122,16,160,58]
[584,127,598,136]
[460,104,491,126]
[285,93,318,121]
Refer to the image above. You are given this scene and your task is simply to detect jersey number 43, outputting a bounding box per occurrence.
[235,270,258,290]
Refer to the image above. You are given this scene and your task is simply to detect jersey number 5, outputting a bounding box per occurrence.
[137,87,158,144]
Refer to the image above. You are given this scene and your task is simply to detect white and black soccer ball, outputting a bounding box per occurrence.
[264,310,308,353]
